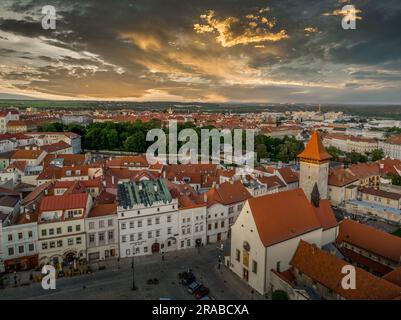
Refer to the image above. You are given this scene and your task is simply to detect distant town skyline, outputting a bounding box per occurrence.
[0,0,401,104]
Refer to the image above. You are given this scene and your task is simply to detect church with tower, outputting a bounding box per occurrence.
[298,131,332,202]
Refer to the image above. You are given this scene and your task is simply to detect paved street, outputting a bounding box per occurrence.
[0,244,264,300]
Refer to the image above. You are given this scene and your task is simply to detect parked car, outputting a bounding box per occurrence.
[181,272,196,285]
[194,286,210,299]
[187,281,201,294]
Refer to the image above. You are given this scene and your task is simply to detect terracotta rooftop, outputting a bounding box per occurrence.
[43,153,87,167]
[290,240,401,300]
[328,168,358,187]
[88,203,117,218]
[298,131,332,162]
[359,186,401,201]
[258,175,286,189]
[6,160,27,173]
[13,212,39,225]
[385,134,401,145]
[107,155,149,167]
[383,267,401,287]
[40,141,71,153]
[336,219,401,263]
[39,193,89,213]
[313,199,338,230]
[277,167,299,184]
[204,180,252,207]
[11,149,44,160]
[247,188,323,247]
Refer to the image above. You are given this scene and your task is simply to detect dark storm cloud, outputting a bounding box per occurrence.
[0,0,400,102]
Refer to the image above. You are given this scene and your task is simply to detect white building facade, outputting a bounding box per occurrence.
[117,180,180,258]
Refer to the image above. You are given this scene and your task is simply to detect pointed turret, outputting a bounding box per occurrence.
[298,131,331,163]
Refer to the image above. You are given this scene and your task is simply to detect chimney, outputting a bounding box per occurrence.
[379,163,384,170]
[25,214,30,221]
[163,170,166,178]
[203,193,208,203]
[111,175,115,185]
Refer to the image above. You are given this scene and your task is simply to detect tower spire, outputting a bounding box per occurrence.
[298,131,331,163]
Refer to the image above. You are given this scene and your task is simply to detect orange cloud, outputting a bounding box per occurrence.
[194,10,288,48]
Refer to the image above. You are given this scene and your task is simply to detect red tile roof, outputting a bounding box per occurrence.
[383,267,401,287]
[277,167,299,184]
[205,180,252,207]
[88,203,117,218]
[359,186,401,200]
[39,193,89,212]
[6,160,27,173]
[40,141,71,153]
[313,199,338,230]
[107,155,149,168]
[43,153,86,167]
[258,175,286,189]
[12,149,44,160]
[248,188,322,247]
[290,240,401,300]
[328,168,358,187]
[336,219,401,263]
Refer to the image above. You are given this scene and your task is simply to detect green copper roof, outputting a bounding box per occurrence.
[117,179,173,209]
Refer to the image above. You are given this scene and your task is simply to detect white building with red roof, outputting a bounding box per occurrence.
[203,180,252,243]
[0,110,19,134]
[37,192,93,265]
[229,188,338,295]
[1,212,39,272]
[169,182,207,250]
[86,203,119,262]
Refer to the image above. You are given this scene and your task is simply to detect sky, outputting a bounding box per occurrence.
[0,0,400,104]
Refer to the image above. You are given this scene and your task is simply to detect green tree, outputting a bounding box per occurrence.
[326,146,344,161]
[346,151,368,164]
[124,132,146,152]
[255,143,268,160]
[272,290,289,300]
[386,173,401,186]
[38,122,64,132]
[370,149,384,161]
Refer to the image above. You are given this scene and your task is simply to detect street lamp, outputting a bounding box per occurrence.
[131,246,137,291]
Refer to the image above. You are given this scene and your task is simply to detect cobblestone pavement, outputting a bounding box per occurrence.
[0,243,266,300]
